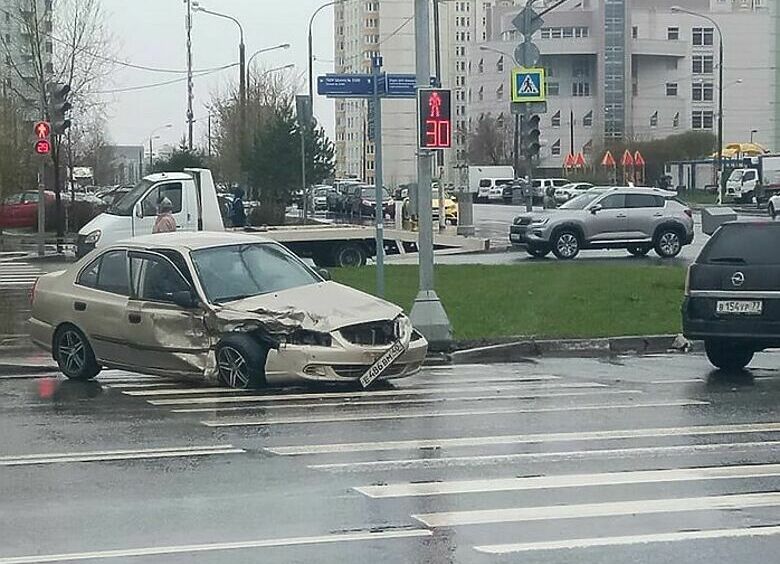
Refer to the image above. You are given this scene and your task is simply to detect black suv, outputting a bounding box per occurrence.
[683,221,780,370]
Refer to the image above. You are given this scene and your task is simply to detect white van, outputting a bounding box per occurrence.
[478,178,514,203]
[77,169,224,257]
[532,178,570,199]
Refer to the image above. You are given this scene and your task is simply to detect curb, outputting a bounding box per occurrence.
[451,334,691,364]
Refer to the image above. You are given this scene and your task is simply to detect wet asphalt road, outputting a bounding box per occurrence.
[1,353,779,563]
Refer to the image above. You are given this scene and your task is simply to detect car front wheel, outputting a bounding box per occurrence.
[704,340,754,371]
[216,334,268,389]
[552,230,580,260]
[654,229,683,258]
[54,325,100,380]
[627,245,651,257]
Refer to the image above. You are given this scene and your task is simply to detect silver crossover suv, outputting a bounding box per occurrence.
[509,187,695,259]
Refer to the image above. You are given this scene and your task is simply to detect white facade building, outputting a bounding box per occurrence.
[468,0,775,170]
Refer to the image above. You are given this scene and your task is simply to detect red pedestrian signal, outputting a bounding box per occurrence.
[34,139,51,155]
[34,121,51,139]
[417,88,452,149]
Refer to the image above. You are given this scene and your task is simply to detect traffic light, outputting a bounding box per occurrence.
[522,114,541,159]
[417,88,452,149]
[49,82,71,134]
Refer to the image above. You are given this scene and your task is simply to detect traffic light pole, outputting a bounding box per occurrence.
[410,0,452,350]
[371,57,385,298]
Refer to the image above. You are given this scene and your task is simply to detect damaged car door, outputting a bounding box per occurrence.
[125,251,210,376]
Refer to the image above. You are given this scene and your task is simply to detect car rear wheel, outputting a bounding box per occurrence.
[333,243,367,267]
[552,230,580,260]
[627,245,651,257]
[216,334,268,389]
[654,229,682,258]
[54,325,100,380]
[704,340,754,371]
[526,245,551,258]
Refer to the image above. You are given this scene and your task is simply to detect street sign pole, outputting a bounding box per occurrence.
[410,0,452,350]
[371,56,385,298]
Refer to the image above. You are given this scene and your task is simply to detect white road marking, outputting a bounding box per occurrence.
[413,492,780,528]
[649,378,705,384]
[309,440,777,472]
[124,387,239,396]
[267,422,780,456]
[103,383,180,389]
[202,400,708,427]
[170,389,641,414]
[406,374,559,386]
[356,463,780,498]
[145,382,610,406]
[0,529,432,563]
[0,445,244,466]
[474,526,780,554]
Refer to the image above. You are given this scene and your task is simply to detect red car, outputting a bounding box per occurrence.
[0,190,55,229]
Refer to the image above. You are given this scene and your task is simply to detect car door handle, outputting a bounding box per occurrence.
[74,301,86,311]
[653,212,664,217]
[616,214,627,218]
[128,313,142,324]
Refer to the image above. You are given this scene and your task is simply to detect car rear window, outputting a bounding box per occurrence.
[479,179,491,187]
[699,224,780,265]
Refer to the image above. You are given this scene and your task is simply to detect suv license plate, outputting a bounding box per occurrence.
[716,300,763,315]
[360,340,407,389]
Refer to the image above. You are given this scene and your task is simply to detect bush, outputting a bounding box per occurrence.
[247,202,286,226]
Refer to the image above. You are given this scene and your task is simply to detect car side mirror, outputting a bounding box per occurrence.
[590,204,602,214]
[317,268,331,281]
[134,203,143,219]
[171,290,198,308]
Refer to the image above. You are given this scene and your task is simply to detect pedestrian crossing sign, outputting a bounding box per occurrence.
[511,68,546,103]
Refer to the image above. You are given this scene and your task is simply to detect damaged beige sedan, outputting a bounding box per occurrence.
[29,232,428,389]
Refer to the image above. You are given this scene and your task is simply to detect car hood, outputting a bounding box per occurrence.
[210,281,404,335]
[514,209,586,224]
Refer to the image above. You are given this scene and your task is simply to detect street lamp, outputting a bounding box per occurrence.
[191,2,246,132]
[751,129,758,143]
[309,1,344,115]
[246,44,290,87]
[671,5,724,203]
[147,124,173,171]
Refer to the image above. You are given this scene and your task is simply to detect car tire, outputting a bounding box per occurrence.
[654,228,683,258]
[770,202,777,220]
[54,325,101,381]
[704,340,754,371]
[526,245,551,258]
[216,334,268,389]
[627,245,652,257]
[333,243,367,267]
[551,230,581,260]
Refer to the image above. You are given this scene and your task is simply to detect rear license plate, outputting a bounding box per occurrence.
[360,340,407,388]
[716,300,763,315]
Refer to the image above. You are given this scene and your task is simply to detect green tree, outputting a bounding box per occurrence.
[302,121,336,186]
[152,140,206,173]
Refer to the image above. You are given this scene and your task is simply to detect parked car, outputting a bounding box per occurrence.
[29,232,428,388]
[532,178,570,200]
[683,221,780,370]
[347,186,394,218]
[312,186,335,211]
[0,190,55,229]
[488,180,514,203]
[554,182,594,204]
[477,177,514,203]
[509,187,694,260]
[769,194,779,219]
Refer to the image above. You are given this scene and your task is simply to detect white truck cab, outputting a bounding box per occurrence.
[77,168,224,257]
[725,168,758,203]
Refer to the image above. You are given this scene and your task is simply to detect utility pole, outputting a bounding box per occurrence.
[570,108,575,156]
[371,56,385,297]
[185,0,194,149]
[409,0,452,350]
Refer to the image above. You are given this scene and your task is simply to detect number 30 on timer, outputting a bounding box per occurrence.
[425,119,450,148]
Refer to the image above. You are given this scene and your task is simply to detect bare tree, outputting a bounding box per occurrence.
[466,116,512,165]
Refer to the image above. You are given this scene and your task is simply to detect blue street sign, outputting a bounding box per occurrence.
[317,74,374,97]
[384,74,417,97]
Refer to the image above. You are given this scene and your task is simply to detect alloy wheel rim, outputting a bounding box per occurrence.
[217,347,249,388]
[59,331,85,375]
[660,233,680,256]
[557,234,578,257]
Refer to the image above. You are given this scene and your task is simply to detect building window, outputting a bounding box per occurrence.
[478,58,484,73]
[551,139,561,156]
[551,110,561,127]
[650,111,658,128]
[692,27,714,46]
[666,83,678,97]
[632,26,638,39]
[692,82,714,102]
[572,82,590,97]
[667,27,679,40]
[478,86,484,102]
[583,139,593,154]
[546,82,559,96]
[583,111,593,127]
[572,60,590,78]
[692,55,714,74]
[496,56,504,73]
[673,112,680,128]
[496,84,504,100]
[692,110,714,130]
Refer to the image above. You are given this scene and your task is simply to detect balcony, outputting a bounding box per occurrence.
[632,38,687,58]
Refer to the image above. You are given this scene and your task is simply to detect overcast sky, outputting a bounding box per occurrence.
[101,0,335,149]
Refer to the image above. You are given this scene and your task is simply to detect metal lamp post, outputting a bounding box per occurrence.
[308,1,344,115]
[246,44,291,89]
[671,6,724,204]
[147,124,173,172]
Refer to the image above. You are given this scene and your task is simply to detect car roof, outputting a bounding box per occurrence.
[590,186,677,197]
[116,231,274,251]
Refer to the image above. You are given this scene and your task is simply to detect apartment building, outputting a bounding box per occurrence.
[468,0,775,170]
[333,0,482,186]
[0,0,54,119]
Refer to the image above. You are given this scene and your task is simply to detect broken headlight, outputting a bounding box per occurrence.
[287,330,332,347]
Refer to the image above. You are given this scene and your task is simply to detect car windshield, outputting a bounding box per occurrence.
[106,179,154,216]
[361,187,390,200]
[314,188,329,196]
[191,243,321,304]
[559,191,603,210]
[700,224,780,265]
